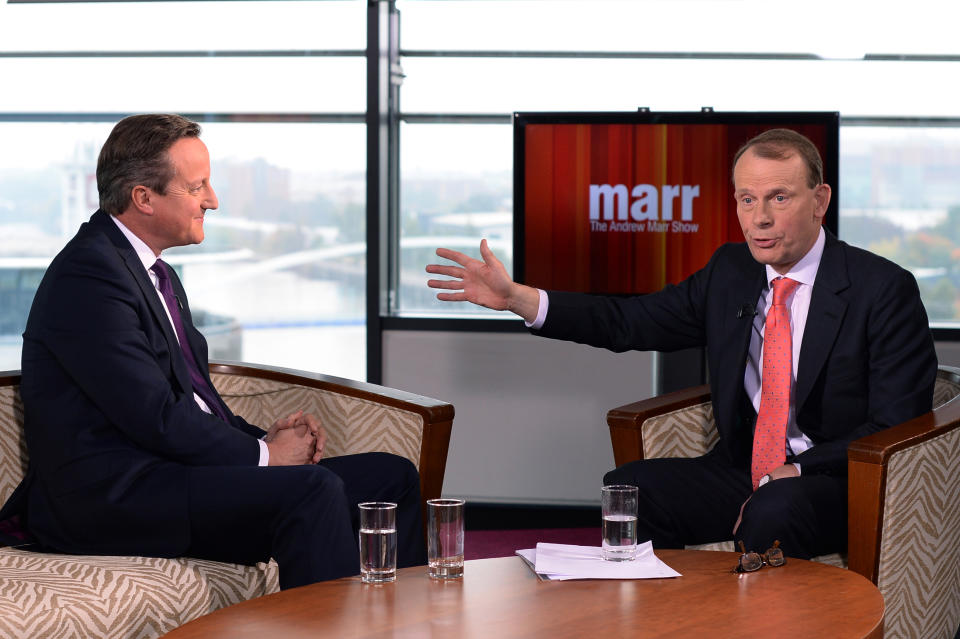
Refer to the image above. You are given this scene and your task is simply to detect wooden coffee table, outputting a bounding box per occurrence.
[163,550,883,638]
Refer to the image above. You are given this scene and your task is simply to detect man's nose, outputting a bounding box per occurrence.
[204,186,219,211]
[751,203,773,226]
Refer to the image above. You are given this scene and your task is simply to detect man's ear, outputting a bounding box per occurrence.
[129,185,154,215]
[813,183,832,221]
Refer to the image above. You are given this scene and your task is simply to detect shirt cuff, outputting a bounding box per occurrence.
[258,438,269,467]
[526,289,549,330]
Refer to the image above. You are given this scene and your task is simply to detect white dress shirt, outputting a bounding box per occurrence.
[110,215,269,466]
[529,227,827,470]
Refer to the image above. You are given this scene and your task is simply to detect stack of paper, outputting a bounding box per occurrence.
[515,541,681,581]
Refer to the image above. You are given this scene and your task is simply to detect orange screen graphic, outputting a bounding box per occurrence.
[522,123,830,294]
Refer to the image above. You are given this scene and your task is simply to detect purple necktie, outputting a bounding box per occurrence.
[150,259,229,422]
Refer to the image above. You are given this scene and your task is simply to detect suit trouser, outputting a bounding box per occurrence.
[603,450,847,559]
[185,452,426,589]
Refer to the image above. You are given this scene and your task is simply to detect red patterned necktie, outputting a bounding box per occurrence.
[751,276,800,490]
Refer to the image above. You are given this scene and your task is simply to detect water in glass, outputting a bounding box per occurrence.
[359,527,397,583]
[601,514,638,561]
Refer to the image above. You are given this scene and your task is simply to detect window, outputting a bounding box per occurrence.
[0,1,368,378]
[394,0,960,324]
[840,127,960,326]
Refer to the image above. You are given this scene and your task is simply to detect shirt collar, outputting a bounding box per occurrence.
[764,226,825,289]
[110,213,161,273]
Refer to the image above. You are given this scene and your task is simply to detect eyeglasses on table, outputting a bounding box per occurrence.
[734,540,786,573]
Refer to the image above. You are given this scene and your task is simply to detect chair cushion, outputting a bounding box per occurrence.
[0,547,278,639]
[0,385,26,508]
[933,374,960,409]
[641,401,718,459]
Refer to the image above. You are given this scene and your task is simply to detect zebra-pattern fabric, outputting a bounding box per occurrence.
[641,401,718,459]
[0,549,277,639]
[0,371,428,638]
[878,426,960,639]
[211,372,425,468]
[933,374,960,413]
[0,385,27,508]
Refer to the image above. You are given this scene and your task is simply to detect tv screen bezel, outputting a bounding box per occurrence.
[512,110,840,292]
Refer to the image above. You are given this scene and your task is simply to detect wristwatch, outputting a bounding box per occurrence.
[758,474,771,487]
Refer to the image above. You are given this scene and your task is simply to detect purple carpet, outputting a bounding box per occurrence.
[464,527,601,560]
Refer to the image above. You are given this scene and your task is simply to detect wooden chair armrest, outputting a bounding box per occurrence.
[0,372,19,386]
[607,384,711,467]
[846,397,960,583]
[208,360,455,509]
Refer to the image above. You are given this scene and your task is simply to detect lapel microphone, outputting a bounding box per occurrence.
[737,303,757,319]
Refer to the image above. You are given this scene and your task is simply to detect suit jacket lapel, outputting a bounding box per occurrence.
[732,261,767,381]
[165,265,222,401]
[796,233,850,410]
[93,210,194,395]
[714,252,765,444]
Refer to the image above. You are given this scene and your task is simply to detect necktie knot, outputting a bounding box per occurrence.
[771,277,799,307]
[151,259,169,284]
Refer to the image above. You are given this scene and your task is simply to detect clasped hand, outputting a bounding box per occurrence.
[264,410,327,466]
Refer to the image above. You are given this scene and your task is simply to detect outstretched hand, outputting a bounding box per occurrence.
[426,239,539,323]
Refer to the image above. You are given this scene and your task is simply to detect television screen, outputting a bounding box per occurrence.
[513,111,839,295]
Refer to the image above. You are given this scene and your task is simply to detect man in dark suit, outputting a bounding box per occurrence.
[426,129,937,559]
[0,114,425,588]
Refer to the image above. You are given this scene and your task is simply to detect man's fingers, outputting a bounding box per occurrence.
[427,278,465,291]
[436,292,468,302]
[732,497,750,535]
[434,247,473,266]
[286,410,304,428]
[425,264,466,278]
[479,238,502,268]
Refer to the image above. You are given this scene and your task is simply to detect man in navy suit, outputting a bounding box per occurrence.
[427,129,937,559]
[0,114,425,588]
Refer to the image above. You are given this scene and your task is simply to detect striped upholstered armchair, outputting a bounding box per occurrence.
[607,364,960,639]
[0,361,453,639]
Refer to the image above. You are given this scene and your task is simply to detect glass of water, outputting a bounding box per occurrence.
[601,485,638,561]
[358,502,398,583]
[427,498,465,579]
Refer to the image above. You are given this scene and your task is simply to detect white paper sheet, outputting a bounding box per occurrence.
[515,541,681,581]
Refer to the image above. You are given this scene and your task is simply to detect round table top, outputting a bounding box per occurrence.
[163,549,884,639]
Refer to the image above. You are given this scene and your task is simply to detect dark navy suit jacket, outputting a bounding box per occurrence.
[534,230,937,476]
[1,210,264,556]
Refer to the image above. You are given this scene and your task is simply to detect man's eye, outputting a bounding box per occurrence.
[741,197,753,205]
[775,194,786,202]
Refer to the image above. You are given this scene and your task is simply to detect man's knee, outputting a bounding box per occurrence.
[296,465,348,508]
[603,460,661,491]
[736,478,842,558]
[742,483,798,523]
[364,452,421,493]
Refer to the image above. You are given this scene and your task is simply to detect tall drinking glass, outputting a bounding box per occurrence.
[358,502,398,583]
[601,485,638,561]
[427,498,465,579]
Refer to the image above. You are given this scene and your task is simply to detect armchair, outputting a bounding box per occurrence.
[0,361,454,639]
[607,365,960,639]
